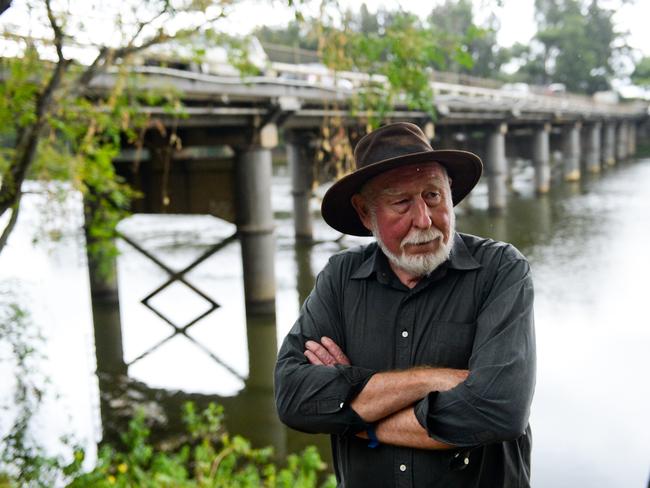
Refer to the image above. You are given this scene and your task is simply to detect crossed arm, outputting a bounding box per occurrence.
[305,337,468,450]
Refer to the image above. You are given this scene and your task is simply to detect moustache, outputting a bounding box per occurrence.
[400,228,443,249]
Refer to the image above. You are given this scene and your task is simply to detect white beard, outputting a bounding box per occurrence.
[371,211,455,277]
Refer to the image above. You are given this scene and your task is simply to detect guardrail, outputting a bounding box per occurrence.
[119,61,647,118]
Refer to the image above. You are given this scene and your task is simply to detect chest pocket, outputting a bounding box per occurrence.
[421,321,475,369]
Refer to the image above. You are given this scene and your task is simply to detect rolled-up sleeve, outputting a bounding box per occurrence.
[414,255,536,447]
[275,258,376,435]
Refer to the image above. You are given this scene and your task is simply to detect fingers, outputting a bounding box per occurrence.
[321,336,351,365]
[304,337,351,367]
[304,349,324,366]
[305,340,336,366]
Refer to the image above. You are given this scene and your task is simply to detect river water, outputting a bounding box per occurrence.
[1,157,649,487]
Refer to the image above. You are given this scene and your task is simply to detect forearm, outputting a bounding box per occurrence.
[361,407,455,450]
[351,367,468,422]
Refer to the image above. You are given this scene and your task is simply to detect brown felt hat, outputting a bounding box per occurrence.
[321,122,483,236]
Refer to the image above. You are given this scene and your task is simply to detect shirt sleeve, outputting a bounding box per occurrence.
[414,252,536,447]
[274,256,376,435]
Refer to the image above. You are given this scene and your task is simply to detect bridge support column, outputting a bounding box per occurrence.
[584,122,602,174]
[562,122,581,181]
[235,147,276,315]
[486,123,508,210]
[533,123,551,193]
[84,204,127,375]
[602,122,616,166]
[616,121,628,162]
[286,137,313,240]
[627,121,637,157]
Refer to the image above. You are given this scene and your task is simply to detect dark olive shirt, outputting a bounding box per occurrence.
[275,232,536,487]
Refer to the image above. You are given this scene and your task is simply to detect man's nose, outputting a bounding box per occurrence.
[411,197,432,229]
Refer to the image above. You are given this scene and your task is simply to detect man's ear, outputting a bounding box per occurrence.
[351,194,373,232]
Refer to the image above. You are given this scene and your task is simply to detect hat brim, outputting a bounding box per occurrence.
[321,149,483,236]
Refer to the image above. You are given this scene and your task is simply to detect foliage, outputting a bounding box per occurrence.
[513,0,624,93]
[631,56,650,87]
[317,8,470,128]
[428,0,510,78]
[68,402,335,487]
[1,397,336,488]
[0,286,76,487]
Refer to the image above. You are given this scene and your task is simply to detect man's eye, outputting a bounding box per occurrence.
[394,199,409,205]
[425,192,440,200]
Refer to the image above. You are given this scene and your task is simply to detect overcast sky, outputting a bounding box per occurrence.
[2,0,649,68]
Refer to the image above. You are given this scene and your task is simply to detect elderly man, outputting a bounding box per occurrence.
[275,122,536,487]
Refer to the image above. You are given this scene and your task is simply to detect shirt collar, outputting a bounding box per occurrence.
[350,232,481,282]
[447,232,482,271]
[351,242,383,280]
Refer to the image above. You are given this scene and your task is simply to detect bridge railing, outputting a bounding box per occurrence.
[263,61,646,116]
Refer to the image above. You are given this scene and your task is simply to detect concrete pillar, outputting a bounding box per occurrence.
[616,121,628,162]
[235,147,276,315]
[627,121,637,157]
[533,123,551,193]
[602,122,616,167]
[486,123,508,210]
[83,204,127,375]
[286,139,313,240]
[562,122,581,181]
[584,122,602,174]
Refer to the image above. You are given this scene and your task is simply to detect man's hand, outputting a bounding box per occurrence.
[304,336,351,367]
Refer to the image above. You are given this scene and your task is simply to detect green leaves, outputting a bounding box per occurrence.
[631,56,650,88]
[60,402,334,488]
[319,11,446,128]
[516,0,620,93]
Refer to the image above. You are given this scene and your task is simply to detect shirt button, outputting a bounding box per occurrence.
[401,330,409,338]
[399,464,407,472]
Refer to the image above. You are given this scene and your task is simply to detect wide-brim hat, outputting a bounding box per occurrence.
[321,122,483,236]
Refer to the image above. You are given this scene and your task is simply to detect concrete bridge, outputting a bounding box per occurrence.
[84,59,648,378]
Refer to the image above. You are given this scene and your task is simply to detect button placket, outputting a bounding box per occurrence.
[395,297,414,370]
[395,448,413,488]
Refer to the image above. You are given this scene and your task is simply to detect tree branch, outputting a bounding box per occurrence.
[75,9,227,93]
[0,195,21,254]
[75,7,170,90]
[0,0,70,215]
[45,0,65,63]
